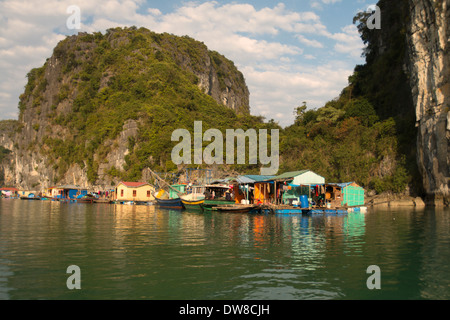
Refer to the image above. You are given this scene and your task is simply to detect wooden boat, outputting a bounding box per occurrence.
[180,186,205,210]
[212,204,257,213]
[148,168,184,209]
[76,194,97,204]
[200,199,234,210]
[153,189,184,209]
[154,195,184,209]
[20,196,41,200]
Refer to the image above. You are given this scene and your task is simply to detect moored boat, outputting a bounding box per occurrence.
[212,204,257,213]
[76,194,97,204]
[200,199,235,211]
[180,186,205,210]
[154,196,184,209]
[153,189,184,209]
[20,195,41,200]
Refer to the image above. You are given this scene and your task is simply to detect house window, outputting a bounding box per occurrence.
[147,190,151,197]
[133,190,137,197]
[121,189,124,197]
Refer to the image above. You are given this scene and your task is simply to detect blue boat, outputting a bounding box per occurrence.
[153,189,184,209]
[154,196,184,209]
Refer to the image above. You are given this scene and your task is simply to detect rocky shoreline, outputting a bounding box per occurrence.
[366,193,448,208]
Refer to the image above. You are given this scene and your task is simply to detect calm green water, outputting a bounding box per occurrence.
[0,198,449,300]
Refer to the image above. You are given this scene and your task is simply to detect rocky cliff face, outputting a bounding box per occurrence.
[405,0,449,204]
[364,0,449,204]
[0,27,250,190]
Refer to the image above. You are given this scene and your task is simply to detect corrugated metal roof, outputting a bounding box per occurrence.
[233,175,276,184]
[243,175,275,182]
[271,170,310,180]
[236,176,255,184]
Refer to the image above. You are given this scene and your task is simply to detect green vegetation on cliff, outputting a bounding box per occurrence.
[17,27,267,184]
[279,0,421,195]
[14,13,420,196]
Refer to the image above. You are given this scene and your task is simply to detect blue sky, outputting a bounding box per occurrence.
[0,0,376,127]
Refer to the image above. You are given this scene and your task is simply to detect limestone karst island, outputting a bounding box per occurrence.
[0,0,449,302]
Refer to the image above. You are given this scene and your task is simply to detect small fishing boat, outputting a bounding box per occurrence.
[180,196,205,210]
[20,195,41,200]
[212,204,258,213]
[180,186,205,210]
[154,196,183,209]
[76,194,97,204]
[154,190,184,209]
[148,168,184,209]
[201,199,235,211]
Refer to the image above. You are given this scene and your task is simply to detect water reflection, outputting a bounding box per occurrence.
[0,199,449,299]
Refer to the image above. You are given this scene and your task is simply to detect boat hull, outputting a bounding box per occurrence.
[181,199,205,210]
[155,197,184,209]
[200,200,234,210]
[20,197,41,200]
[212,204,257,213]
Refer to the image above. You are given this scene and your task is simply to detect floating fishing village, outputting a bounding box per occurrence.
[1,168,367,215]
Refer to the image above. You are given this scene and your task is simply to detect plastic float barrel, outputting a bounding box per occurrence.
[300,195,308,208]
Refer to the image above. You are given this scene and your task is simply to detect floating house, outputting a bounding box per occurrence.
[0,187,19,198]
[267,170,326,205]
[231,175,275,204]
[19,190,39,198]
[115,182,155,203]
[52,185,88,200]
[326,182,365,208]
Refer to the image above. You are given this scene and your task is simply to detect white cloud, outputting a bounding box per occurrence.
[327,24,364,58]
[0,0,364,127]
[296,35,324,48]
[242,61,353,125]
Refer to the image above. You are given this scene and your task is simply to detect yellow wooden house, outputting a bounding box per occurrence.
[115,182,155,202]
